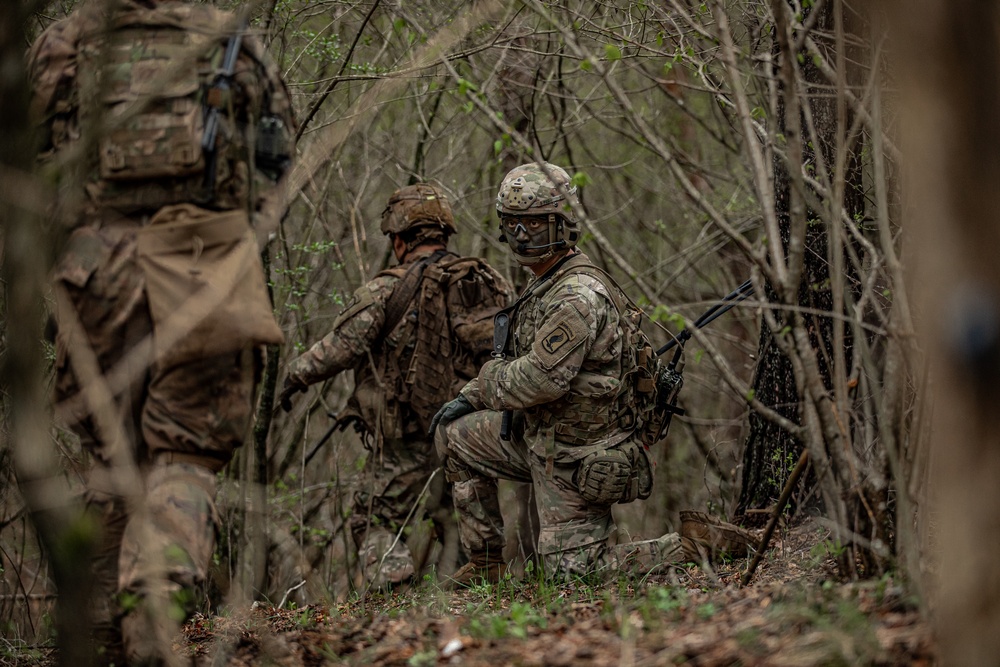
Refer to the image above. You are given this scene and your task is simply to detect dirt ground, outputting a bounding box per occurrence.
[172,517,934,666]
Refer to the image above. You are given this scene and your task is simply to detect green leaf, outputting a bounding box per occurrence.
[457,78,478,96]
[570,171,592,188]
[580,58,593,72]
[605,44,622,61]
[493,140,503,156]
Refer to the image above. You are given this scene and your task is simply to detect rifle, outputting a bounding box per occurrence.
[303,412,340,467]
[202,20,246,193]
[653,279,755,435]
[656,279,754,358]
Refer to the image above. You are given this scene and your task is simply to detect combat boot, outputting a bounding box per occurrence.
[444,551,508,589]
[679,510,760,563]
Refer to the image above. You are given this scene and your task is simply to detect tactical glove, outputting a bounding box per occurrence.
[428,395,475,438]
[279,376,307,412]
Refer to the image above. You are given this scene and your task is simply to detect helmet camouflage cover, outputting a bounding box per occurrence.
[495,162,578,221]
[380,183,457,236]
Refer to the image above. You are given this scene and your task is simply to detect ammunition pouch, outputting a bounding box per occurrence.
[574,439,652,506]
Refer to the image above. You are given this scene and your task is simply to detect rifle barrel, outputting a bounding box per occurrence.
[655,280,754,357]
[303,412,340,466]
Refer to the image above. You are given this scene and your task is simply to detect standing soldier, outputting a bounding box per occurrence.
[28,1,295,663]
[432,163,757,584]
[281,183,513,589]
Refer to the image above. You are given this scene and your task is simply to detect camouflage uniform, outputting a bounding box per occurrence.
[286,187,513,588]
[437,164,760,582]
[439,251,683,577]
[29,1,295,661]
[437,164,761,582]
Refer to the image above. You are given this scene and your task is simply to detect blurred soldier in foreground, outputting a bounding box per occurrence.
[432,162,757,585]
[281,183,513,589]
[29,0,295,662]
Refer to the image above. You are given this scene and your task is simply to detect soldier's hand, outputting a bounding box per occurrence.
[429,395,475,438]
[279,376,307,412]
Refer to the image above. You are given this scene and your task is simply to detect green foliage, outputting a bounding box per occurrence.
[295,27,342,66]
[294,604,317,627]
[765,582,881,664]
[810,539,848,567]
[465,600,547,640]
[696,602,717,619]
[273,240,344,319]
[570,171,592,188]
[637,585,688,622]
[408,650,438,667]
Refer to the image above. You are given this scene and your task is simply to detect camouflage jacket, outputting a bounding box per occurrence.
[27,0,296,222]
[461,251,634,462]
[289,247,513,442]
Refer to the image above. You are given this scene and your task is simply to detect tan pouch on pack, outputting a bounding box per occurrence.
[137,204,283,367]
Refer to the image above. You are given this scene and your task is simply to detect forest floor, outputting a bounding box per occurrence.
[10,516,935,666]
[173,516,935,667]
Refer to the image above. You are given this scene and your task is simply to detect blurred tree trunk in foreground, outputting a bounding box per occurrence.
[894,0,1000,663]
[1,1,96,665]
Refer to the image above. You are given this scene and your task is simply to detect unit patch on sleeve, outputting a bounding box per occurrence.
[542,323,576,355]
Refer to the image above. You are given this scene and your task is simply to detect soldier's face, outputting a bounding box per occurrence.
[500,214,554,257]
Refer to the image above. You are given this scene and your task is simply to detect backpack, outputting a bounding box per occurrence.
[372,252,512,437]
[74,6,243,212]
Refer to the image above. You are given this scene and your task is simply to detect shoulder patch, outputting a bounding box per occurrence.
[541,322,576,355]
[532,303,590,370]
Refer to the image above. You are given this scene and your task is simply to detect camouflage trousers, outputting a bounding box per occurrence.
[437,409,682,579]
[349,436,457,588]
[53,218,256,657]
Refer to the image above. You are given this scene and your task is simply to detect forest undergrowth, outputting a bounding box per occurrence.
[5,516,934,666]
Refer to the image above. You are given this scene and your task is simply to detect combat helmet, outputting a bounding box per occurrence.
[496,162,581,265]
[381,183,457,237]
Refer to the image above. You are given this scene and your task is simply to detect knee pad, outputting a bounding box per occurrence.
[575,440,652,505]
[575,448,631,505]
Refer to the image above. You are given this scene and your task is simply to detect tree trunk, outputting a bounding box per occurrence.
[735,2,868,533]
[895,0,1000,661]
[3,3,96,665]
